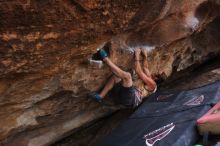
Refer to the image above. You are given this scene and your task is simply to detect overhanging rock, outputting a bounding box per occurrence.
[0,0,220,145]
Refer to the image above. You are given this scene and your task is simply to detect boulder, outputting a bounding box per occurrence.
[0,0,220,145]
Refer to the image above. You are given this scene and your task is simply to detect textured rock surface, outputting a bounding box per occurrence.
[0,0,220,145]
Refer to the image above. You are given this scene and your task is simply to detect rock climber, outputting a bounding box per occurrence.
[90,48,157,108]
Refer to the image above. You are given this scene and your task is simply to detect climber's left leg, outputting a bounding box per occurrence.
[90,49,133,102]
[99,75,121,98]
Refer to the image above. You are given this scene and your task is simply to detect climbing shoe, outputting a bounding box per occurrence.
[98,49,108,60]
[89,92,103,103]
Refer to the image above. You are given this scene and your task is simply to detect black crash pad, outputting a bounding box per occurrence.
[96,81,220,146]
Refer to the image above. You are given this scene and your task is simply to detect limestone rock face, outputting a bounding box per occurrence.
[0,0,220,145]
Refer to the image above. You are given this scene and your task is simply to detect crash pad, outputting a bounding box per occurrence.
[96,81,220,146]
[197,101,220,134]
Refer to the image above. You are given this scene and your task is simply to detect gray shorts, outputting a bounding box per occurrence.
[109,82,137,107]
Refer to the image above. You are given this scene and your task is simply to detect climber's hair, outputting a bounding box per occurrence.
[153,73,166,86]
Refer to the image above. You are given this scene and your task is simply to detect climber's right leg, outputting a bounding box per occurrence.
[90,49,133,102]
[98,49,132,88]
[103,58,132,87]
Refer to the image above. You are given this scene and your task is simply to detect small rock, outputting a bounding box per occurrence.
[102,10,109,16]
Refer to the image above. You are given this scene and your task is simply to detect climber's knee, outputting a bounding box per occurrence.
[121,72,133,87]
[112,75,121,84]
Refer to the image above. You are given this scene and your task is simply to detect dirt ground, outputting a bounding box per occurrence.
[53,57,220,146]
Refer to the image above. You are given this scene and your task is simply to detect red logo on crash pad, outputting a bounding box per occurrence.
[143,123,175,146]
[156,94,174,101]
